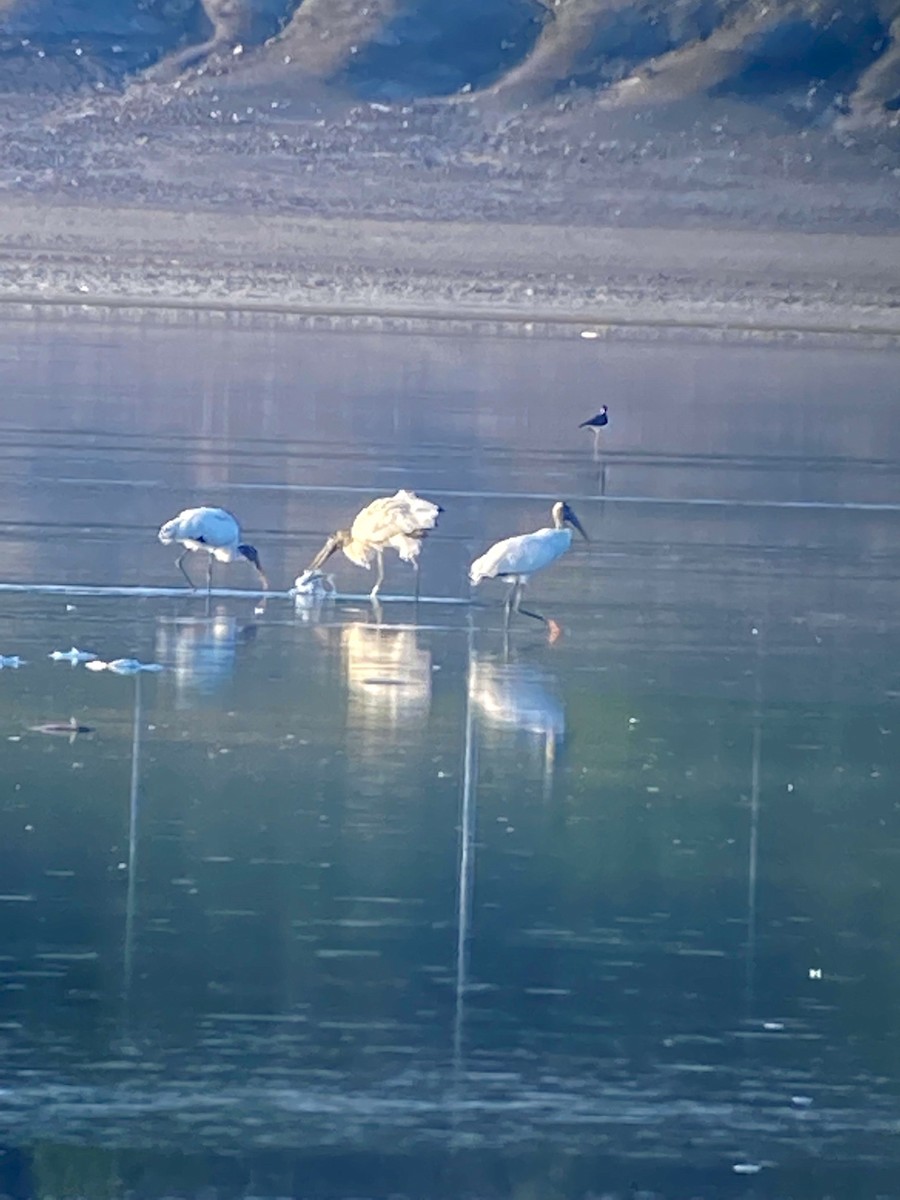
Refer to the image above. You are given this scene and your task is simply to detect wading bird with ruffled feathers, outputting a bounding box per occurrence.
[300,490,442,600]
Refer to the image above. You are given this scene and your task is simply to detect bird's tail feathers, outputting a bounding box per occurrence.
[158,519,178,544]
[392,534,423,563]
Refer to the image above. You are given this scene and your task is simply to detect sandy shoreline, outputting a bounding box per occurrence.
[1,197,899,340]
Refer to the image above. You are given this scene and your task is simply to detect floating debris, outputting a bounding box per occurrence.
[292,569,336,598]
[733,1163,762,1175]
[85,659,165,675]
[49,647,98,665]
[0,655,25,668]
[30,717,94,740]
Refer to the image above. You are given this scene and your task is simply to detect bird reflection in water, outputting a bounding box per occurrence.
[121,672,142,1053]
[341,620,432,778]
[292,574,335,624]
[469,651,565,799]
[155,607,257,700]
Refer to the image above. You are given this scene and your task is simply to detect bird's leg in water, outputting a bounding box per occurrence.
[206,555,214,597]
[503,579,518,626]
[370,549,385,600]
[412,557,421,603]
[513,581,563,643]
[512,581,545,626]
[592,426,602,461]
[176,550,196,590]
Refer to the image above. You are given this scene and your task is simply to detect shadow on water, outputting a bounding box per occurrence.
[0,316,898,1198]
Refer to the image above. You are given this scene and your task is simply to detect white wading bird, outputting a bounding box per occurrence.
[469,501,588,639]
[302,490,442,600]
[158,507,268,594]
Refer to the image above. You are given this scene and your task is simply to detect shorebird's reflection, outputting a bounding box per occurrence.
[746,625,765,1019]
[113,670,146,1059]
[453,626,478,1085]
[123,674,141,1016]
[469,652,565,798]
[341,620,432,775]
[155,608,257,700]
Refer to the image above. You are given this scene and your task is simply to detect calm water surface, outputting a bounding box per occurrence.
[0,317,898,1199]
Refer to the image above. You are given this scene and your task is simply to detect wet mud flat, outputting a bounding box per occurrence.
[0,81,899,338]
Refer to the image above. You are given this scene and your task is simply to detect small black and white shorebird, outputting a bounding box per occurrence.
[469,500,588,641]
[158,507,268,594]
[579,405,609,455]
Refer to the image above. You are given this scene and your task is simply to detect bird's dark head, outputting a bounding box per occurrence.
[553,501,589,541]
[238,543,269,589]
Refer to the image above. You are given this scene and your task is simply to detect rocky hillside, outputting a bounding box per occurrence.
[1,0,898,131]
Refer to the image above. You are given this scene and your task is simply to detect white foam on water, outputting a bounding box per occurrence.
[0,582,471,604]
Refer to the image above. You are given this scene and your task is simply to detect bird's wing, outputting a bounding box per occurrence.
[391,490,442,532]
[470,528,568,583]
[470,532,530,582]
[184,507,239,546]
[159,507,239,547]
[352,492,440,543]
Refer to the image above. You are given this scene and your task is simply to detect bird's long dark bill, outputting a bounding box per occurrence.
[307,537,339,573]
[569,512,589,540]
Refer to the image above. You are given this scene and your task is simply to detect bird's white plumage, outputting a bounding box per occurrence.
[158,507,242,563]
[306,489,441,599]
[470,527,573,584]
[347,490,442,568]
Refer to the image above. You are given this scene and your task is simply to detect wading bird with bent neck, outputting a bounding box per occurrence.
[302,490,442,601]
[469,501,588,642]
[158,507,268,595]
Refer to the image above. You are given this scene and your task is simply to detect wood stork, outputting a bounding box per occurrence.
[580,405,609,455]
[469,501,588,638]
[304,489,442,600]
[158,507,268,594]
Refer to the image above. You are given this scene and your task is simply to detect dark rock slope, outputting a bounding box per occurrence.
[1,0,898,130]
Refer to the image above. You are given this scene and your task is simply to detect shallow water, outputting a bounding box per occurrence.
[0,316,899,1199]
